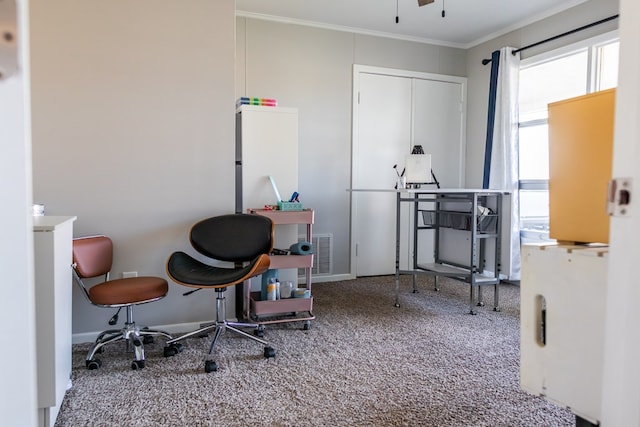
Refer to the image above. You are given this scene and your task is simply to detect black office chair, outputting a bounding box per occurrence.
[165,213,276,372]
[72,235,182,370]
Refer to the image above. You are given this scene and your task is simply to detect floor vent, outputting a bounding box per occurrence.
[298,233,332,276]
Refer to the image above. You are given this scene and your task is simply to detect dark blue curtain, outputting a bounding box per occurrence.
[482,50,501,189]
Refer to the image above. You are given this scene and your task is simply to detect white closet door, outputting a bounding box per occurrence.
[412,79,465,188]
[352,67,466,277]
[353,73,412,276]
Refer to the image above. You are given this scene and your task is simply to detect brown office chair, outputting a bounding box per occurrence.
[72,235,183,370]
[165,213,276,373]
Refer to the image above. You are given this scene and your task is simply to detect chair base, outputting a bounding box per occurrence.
[86,306,175,370]
[166,288,276,372]
[168,320,276,372]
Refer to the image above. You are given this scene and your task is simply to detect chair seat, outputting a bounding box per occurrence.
[167,251,268,288]
[88,276,168,306]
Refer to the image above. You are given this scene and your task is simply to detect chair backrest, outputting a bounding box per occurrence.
[73,235,113,279]
[190,214,274,262]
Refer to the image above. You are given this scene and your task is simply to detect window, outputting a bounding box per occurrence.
[517,33,619,242]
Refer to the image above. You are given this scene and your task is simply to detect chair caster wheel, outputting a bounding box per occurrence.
[204,360,218,373]
[131,360,145,370]
[163,343,184,357]
[86,359,102,370]
[143,335,154,345]
[264,346,276,358]
[254,327,265,338]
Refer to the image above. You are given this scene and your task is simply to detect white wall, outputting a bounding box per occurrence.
[29,0,236,335]
[0,0,38,424]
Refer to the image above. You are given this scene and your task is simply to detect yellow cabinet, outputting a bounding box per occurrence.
[548,89,615,244]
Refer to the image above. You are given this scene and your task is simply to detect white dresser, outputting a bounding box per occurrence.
[520,243,607,425]
[34,216,76,427]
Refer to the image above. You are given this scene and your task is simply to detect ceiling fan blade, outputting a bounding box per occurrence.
[417,0,435,6]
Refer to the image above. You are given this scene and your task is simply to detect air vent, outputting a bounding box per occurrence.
[298,233,332,276]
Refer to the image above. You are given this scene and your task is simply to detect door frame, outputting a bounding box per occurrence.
[601,0,640,423]
[349,64,467,278]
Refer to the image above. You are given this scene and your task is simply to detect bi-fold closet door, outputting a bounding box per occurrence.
[351,66,466,277]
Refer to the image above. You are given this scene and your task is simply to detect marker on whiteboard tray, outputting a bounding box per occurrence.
[289,192,299,202]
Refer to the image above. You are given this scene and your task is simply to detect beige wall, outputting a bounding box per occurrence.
[30,0,236,334]
[26,0,620,336]
[237,0,619,277]
[236,17,467,275]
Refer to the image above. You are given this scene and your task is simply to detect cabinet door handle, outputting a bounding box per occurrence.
[535,294,546,347]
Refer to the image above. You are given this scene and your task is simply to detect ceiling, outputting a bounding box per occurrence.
[236,0,590,48]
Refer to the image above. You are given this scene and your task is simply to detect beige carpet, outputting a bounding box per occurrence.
[55,275,573,426]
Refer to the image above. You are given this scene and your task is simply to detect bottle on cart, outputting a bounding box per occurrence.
[261,269,278,300]
[266,278,277,301]
[280,281,293,299]
[275,279,281,299]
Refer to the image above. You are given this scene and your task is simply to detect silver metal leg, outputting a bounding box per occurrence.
[493,283,501,312]
[468,285,477,315]
[167,289,273,365]
[86,305,174,367]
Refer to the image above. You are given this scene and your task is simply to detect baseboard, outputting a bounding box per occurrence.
[309,273,354,283]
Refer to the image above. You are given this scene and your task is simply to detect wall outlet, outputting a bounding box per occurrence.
[122,271,138,278]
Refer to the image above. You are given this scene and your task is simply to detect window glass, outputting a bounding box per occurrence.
[518,124,549,180]
[519,50,589,122]
[519,190,549,229]
[597,42,619,90]
[517,35,618,241]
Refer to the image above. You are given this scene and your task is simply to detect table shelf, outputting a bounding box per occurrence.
[396,190,506,314]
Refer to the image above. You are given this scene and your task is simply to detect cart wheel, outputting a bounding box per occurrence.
[86,359,102,370]
[264,346,276,358]
[163,343,183,357]
[254,325,265,338]
[131,360,145,370]
[205,360,218,373]
[303,321,311,330]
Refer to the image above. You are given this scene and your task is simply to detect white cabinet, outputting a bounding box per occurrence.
[520,243,607,425]
[34,216,76,427]
[235,105,300,313]
[235,105,298,213]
